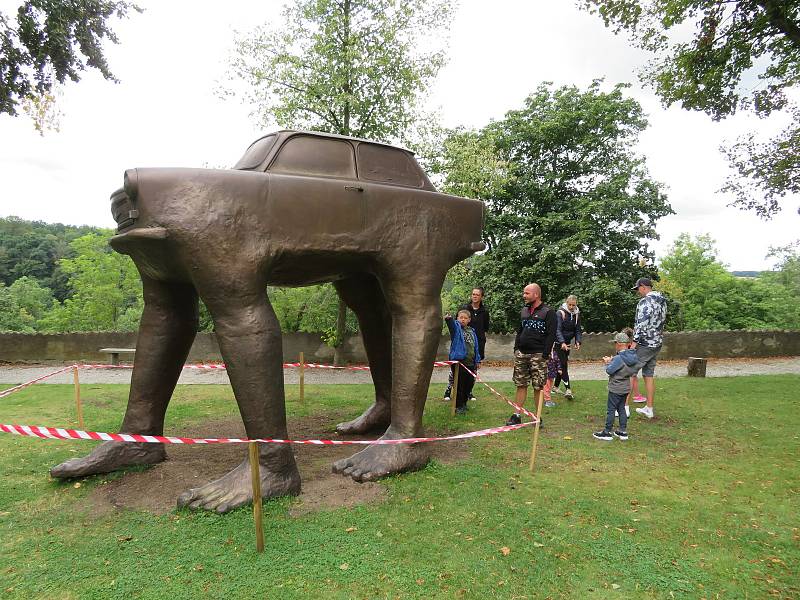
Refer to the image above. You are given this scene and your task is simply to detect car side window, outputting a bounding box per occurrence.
[270,136,356,178]
[233,134,276,170]
[357,143,425,188]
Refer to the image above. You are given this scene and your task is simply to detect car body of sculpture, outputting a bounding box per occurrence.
[51,130,485,513]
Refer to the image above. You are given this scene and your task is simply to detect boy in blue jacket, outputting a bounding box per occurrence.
[444,310,482,415]
[593,332,639,441]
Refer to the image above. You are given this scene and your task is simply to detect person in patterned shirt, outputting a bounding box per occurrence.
[630,277,667,419]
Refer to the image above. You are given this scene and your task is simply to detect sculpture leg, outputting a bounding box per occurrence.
[333,280,443,482]
[177,284,300,513]
[51,278,198,478]
[333,274,392,435]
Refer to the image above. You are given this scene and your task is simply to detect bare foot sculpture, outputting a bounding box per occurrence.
[51,130,484,512]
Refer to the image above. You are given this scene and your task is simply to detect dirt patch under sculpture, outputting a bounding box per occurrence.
[89,411,469,517]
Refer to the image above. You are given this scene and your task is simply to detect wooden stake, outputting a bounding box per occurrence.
[248,442,264,553]
[450,363,459,416]
[73,366,84,429]
[299,351,305,405]
[529,388,545,473]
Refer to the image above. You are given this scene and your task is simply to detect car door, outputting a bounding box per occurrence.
[266,135,364,246]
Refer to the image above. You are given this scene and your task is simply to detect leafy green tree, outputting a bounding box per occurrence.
[223,0,455,358]
[0,217,100,300]
[440,82,672,333]
[582,0,800,218]
[39,232,142,331]
[0,1,140,124]
[660,233,800,329]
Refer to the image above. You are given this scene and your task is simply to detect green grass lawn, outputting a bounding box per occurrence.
[1,375,798,599]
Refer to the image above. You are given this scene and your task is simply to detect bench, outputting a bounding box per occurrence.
[99,348,136,365]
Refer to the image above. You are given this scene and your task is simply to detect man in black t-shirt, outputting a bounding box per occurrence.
[505,283,556,426]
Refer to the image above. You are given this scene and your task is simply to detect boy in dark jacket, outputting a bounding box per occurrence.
[444,287,489,402]
[593,332,639,441]
[444,310,482,415]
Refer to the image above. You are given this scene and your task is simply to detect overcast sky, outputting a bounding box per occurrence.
[0,0,797,271]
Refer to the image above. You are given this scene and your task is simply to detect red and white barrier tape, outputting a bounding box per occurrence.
[0,365,75,399]
[457,362,538,420]
[1,361,542,447]
[0,421,531,445]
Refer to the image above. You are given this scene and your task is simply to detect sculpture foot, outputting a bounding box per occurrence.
[50,441,166,479]
[176,449,301,514]
[332,430,430,482]
[336,402,390,435]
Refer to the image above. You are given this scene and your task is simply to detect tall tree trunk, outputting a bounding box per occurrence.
[333,0,353,366]
[333,297,348,365]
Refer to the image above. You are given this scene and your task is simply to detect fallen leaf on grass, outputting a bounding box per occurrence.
[339,563,349,570]
[117,535,133,542]
[73,482,81,489]
[533,542,545,548]
[611,583,620,590]
[345,526,357,532]
[416,578,425,585]
[500,547,511,556]
[563,436,573,440]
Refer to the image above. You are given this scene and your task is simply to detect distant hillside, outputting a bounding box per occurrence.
[730,270,764,278]
[0,216,109,300]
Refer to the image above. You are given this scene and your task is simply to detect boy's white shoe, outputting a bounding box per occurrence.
[635,405,654,419]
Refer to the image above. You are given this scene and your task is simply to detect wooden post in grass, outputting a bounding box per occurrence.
[529,388,545,473]
[450,363,460,416]
[299,352,305,405]
[72,366,84,429]
[248,442,265,553]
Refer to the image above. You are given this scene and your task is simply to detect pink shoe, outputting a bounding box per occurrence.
[633,395,647,403]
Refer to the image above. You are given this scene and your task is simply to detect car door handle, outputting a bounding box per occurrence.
[344,185,364,192]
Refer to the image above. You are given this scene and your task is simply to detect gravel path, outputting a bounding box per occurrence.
[1,357,798,387]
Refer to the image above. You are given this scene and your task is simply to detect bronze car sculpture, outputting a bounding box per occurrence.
[51,130,485,513]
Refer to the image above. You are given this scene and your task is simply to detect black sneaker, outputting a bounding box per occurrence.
[613,430,628,441]
[469,394,476,401]
[443,386,452,401]
[505,413,522,426]
[592,430,613,441]
[455,406,467,415]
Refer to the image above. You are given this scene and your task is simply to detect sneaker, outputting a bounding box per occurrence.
[505,413,522,426]
[633,394,647,403]
[444,386,452,402]
[635,405,654,419]
[551,386,562,395]
[613,430,628,440]
[455,406,467,415]
[544,400,556,407]
[564,389,574,400]
[469,394,476,401]
[593,430,613,441]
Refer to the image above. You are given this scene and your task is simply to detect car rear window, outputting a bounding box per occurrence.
[270,136,356,178]
[233,135,276,170]
[357,143,425,187]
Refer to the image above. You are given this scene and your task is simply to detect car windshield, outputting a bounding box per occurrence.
[233,135,276,170]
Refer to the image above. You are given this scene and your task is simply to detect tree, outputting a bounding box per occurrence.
[660,233,800,329]
[582,0,800,218]
[440,82,673,332]
[0,1,140,123]
[39,232,142,331]
[223,0,454,361]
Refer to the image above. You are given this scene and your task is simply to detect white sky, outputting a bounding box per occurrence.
[0,0,797,271]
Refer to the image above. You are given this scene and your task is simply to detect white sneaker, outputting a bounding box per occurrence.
[551,386,562,395]
[635,405,654,419]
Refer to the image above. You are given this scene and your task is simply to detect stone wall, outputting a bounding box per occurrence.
[1,330,798,364]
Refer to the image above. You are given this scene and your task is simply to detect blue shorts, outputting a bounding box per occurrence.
[636,345,661,377]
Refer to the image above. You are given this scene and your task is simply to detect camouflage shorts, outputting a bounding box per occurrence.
[512,350,547,389]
